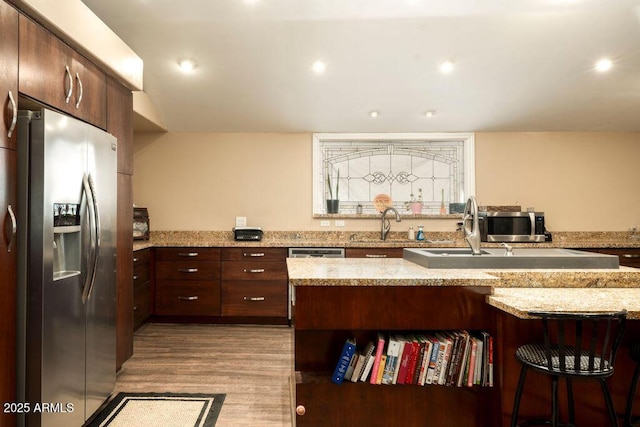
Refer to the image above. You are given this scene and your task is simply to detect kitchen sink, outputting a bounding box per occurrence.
[403,247,620,269]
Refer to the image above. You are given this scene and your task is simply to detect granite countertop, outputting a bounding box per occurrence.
[133,230,640,251]
[487,288,640,320]
[286,258,499,287]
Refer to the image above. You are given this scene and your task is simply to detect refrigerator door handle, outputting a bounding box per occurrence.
[5,204,16,253]
[81,173,98,304]
[86,174,101,301]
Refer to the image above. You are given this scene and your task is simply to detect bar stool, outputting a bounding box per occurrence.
[510,310,627,427]
[624,341,640,427]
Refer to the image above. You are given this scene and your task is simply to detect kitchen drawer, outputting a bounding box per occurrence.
[345,248,404,258]
[155,247,220,261]
[156,260,221,281]
[155,281,221,316]
[133,263,150,285]
[133,281,151,329]
[133,249,150,266]
[221,281,287,317]
[585,248,640,268]
[222,247,287,262]
[221,261,287,281]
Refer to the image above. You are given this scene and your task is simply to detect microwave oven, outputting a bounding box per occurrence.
[478,211,545,243]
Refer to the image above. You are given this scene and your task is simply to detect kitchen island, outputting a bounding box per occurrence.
[287,258,640,427]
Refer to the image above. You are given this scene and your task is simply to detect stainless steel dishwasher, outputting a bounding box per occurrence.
[287,248,345,321]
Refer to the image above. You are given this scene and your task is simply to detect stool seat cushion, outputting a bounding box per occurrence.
[516,343,612,376]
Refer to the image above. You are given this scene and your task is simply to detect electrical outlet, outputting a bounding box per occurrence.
[235,216,247,227]
[320,220,330,227]
[335,220,345,227]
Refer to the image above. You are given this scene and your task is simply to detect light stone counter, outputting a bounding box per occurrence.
[487,287,640,320]
[286,258,498,287]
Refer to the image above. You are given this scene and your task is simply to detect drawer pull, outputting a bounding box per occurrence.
[133,257,139,262]
[178,252,199,257]
[178,296,199,301]
[178,268,199,273]
[365,254,387,258]
[244,252,265,257]
[133,275,139,280]
[244,268,265,273]
[623,254,640,258]
[244,296,265,302]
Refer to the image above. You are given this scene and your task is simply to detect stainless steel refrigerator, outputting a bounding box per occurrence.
[16,107,117,427]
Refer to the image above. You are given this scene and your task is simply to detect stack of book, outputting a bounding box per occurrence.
[331,330,494,387]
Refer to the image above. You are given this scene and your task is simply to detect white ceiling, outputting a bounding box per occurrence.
[81,0,640,133]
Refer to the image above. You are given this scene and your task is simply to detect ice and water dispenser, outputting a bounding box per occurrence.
[53,203,81,280]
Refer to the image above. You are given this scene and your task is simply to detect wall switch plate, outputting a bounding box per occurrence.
[320,220,330,227]
[335,220,345,227]
[235,216,247,227]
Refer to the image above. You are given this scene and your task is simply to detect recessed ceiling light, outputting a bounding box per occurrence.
[439,61,455,74]
[425,110,435,118]
[369,111,379,118]
[595,58,613,73]
[312,60,326,74]
[178,59,196,73]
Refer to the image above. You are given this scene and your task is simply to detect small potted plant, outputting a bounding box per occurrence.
[326,169,339,214]
[405,188,423,214]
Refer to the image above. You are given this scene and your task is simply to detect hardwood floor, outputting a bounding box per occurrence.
[114,323,294,426]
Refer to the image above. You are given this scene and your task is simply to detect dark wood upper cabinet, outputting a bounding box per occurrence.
[18,14,107,129]
[1,1,18,150]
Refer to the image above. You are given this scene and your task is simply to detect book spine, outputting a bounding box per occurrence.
[418,340,433,386]
[488,335,494,387]
[331,339,357,385]
[360,355,375,382]
[426,338,440,385]
[376,355,387,385]
[369,334,386,385]
[467,338,478,387]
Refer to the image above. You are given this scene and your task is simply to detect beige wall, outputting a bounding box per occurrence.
[133,131,640,232]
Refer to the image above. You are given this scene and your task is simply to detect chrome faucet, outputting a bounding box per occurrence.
[380,207,401,241]
[463,196,482,255]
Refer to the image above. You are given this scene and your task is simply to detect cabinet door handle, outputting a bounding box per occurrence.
[133,305,138,311]
[133,275,139,280]
[623,254,640,258]
[243,268,265,273]
[64,65,73,103]
[75,72,83,109]
[243,296,265,302]
[178,268,198,273]
[178,296,199,301]
[365,254,387,258]
[7,90,17,138]
[6,205,16,253]
[244,252,265,257]
[178,252,199,257]
[133,257,139,262]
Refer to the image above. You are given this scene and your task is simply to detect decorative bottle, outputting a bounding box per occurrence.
[416,225,425,241]
[408,226,415,240]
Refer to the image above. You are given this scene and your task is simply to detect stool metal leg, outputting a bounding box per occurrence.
[566,377,575,425]
[511,365,529,427]
[599,378,618,427]
[551,376,559,427]
[625,362,640,427]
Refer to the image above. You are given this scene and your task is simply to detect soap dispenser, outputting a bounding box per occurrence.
[416,225,425,241]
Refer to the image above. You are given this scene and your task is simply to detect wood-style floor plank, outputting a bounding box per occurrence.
[114,323,294,426]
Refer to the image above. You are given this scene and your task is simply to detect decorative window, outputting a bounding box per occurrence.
[312,133,475,216]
